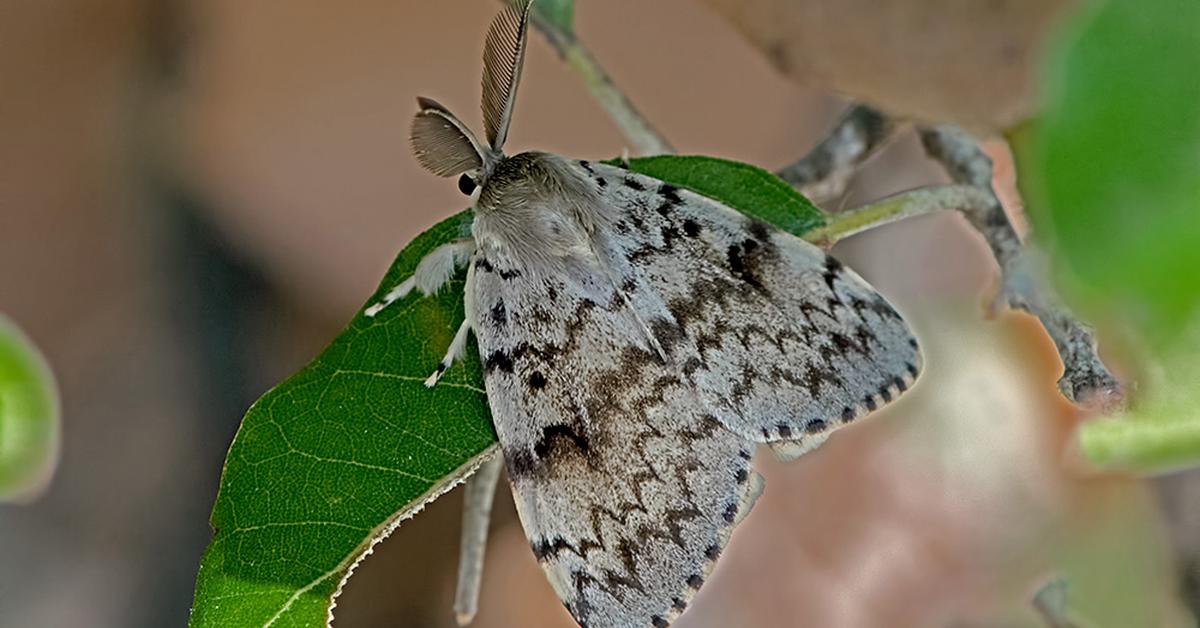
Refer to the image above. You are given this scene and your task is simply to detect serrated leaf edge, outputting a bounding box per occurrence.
[322,443,500,627]
[246,443,500,627]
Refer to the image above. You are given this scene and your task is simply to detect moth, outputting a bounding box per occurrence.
[366,1,922,626]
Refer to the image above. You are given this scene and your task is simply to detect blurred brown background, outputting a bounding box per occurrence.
[1,1,1196,626]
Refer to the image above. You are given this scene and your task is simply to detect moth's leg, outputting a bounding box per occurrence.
[425,316,472,387]
[364,238,475,317]
[453,454,502,626]
[364,277,415,317]
[425,260,478,387]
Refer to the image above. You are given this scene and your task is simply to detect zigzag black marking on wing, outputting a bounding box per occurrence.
[545,383,723,561]
[660,267,870,405]
[590,163,920,450]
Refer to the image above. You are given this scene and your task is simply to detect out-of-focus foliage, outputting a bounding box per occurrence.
[1017,0,1200,471]
[1078,321,1200,471]
[533,0,574,34]
[189,156,821,625]
[0,315,60,502]
[1021,0,1200,348]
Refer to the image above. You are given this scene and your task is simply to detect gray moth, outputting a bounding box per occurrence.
[365,1,922,626]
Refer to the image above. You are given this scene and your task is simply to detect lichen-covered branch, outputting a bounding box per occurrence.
[776,105,896,203]
[919,126,1124,411]
[528,12,674,156]
[918,127,1023,263]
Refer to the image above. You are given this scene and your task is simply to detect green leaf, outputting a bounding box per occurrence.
[190,211,497,628]
[0,315,60,502]
[532,0,574,35]
[1017,0,1200,348]
[614,155,826,238]
[191,157,821,625]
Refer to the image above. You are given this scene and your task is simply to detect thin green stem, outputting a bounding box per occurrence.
[803,185,992,246]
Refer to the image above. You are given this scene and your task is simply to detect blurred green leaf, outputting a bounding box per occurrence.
[610,155,827,238]
[1051,484,1182,627]
[0,315,60,503]
[1079,321,1200,472]
[191,156,821,625]
[1016,0,1200,472]
[1018,0,1200,348]
[532,0,574,34]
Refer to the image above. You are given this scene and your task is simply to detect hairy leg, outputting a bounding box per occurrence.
[364,238,475,317]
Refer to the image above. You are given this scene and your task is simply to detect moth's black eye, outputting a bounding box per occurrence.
[458,174,477,196]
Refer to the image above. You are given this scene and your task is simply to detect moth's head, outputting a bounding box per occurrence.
[409,0,534,202]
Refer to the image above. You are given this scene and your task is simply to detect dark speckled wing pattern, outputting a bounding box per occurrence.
[468,160,920,627]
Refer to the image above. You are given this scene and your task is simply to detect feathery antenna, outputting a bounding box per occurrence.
[480,0,534,152]
[410,97,487,177]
